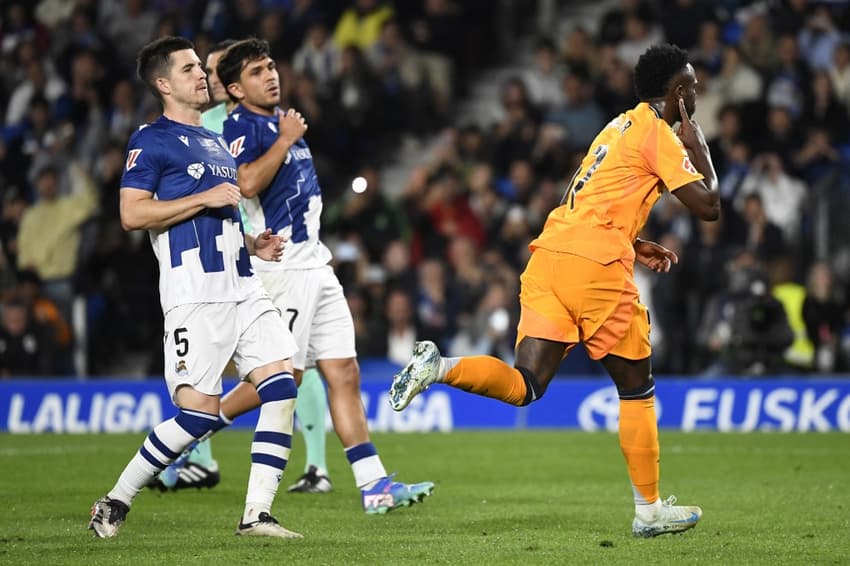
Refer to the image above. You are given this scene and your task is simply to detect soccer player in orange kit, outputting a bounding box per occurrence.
[390,44,719,537]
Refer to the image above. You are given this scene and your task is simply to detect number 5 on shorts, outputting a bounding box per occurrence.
[174,327,189,357]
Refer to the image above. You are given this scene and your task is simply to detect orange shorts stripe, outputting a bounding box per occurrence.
[517,248,651,361]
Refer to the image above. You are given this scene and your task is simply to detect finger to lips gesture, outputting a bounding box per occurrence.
[677,98,702,150]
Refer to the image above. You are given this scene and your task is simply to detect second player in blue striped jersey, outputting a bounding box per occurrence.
[223,106,332,271]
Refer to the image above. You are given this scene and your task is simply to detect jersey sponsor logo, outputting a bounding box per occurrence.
[125,149,143,171]
[186,162,205,179]
[682,155,698,175]
[178,135,189,146]
[290,147,312,161]
[206,162,237,180]
[229,135,246,158]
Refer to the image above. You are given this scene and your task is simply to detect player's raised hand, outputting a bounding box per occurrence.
[278,108,308,144]
[634,238,678,273]
[252,228,286,262]
[204,182,242,208]
[676,97,706,150]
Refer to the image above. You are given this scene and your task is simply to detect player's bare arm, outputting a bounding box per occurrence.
[634,238,678,273]
[671,98,720,221]
[119,182,241,231]
[245,228,285,261]
[237,108,308,198]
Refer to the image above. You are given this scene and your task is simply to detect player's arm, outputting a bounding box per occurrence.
[119,183,241,231]
[236,109,308,198]
[670,98,719,221]
[244,228,285,261]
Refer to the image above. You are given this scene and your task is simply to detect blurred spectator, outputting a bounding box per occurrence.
[829,42,850,113]
[545,66,606,151]
[0,298,59,376]
[5,58,66,126]
[711,45,763,106]
[803,261,845,372]
[415,258,450,348]
[597,0,655,46]
[798,6,843,72]
[771,256,813,370]
[16,164,97,321]
[524,37,565,113]
[293,22,339,96]
[739,193,787,261]
[97,0,158,70]
[691,20,723,74]
[736,153,806,241]
[333,0,394,50]
[738,12,777,76]
[382,288,418,365]
[594,56,638,117]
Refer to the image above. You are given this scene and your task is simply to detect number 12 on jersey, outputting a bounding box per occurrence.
[564,144,608,209]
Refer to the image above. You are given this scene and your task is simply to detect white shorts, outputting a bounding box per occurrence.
[163,288,297,403]
[257,266,356,371]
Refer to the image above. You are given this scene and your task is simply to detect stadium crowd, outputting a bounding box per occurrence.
[1,0,850,378]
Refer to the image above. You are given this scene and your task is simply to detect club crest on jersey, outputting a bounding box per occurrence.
[125,149,142,171]
[175,359,189,377]
[186,162,205,179]
[682,155,698,175]
[229,135,246,158]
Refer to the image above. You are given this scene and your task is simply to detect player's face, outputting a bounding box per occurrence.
[237,56,280,111]
[163,49,209,109]
[679,63,698,118]
[205,50,228,104]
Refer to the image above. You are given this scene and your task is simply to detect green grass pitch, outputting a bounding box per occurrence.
[1,431,848,565]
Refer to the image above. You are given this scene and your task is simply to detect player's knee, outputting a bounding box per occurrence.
[175,408,220,439]
[257,372,298,403]
[516,366,548,406]
[323,358,360,392]
[616,375,655,400]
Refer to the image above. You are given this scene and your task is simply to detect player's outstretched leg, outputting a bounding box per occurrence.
[389,341,442,411]
[632,495,702,537]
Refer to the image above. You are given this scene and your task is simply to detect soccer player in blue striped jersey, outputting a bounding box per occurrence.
[160,38,334,494]
[88,36,302,539]
[210,38,434,513]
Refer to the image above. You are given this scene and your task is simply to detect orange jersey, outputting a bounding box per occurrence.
[529,102,703,264]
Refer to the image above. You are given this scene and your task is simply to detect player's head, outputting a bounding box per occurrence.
[217,38,279,113]
[634,44,696,117]
[205,39,237,105]
[137,36,208,108]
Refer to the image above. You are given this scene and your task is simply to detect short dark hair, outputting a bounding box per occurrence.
[208,39,237,56]
[216,38,272,103]
[633,44,689,100]
[137,36,195,101]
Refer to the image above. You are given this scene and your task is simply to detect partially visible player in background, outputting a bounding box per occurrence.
[208,38,433,514]
[89,36,303,539]
[391,44,719,537]
[157,38,333,495]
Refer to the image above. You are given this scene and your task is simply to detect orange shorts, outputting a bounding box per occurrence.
[517,248,651,361]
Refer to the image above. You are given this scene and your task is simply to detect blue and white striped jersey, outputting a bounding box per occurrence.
[121,115,262,313]
[223,105,332,271]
